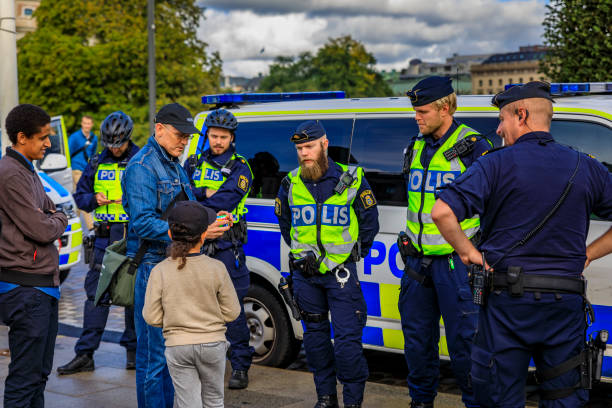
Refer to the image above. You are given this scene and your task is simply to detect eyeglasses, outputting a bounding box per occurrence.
[161,124,193,141]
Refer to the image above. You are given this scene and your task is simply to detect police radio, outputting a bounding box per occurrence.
[334,116,356,195]
[469,252,492,306]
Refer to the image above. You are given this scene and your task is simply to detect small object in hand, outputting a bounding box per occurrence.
[0,348,10,357]
[217,214,230,228]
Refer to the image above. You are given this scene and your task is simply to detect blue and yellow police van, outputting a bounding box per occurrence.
[36,115,83,281]
[185,84,612,376]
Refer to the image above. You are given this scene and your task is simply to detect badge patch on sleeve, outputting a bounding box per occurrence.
[275,197,282,216]
[360,190,376,209]
[238,175,249,192]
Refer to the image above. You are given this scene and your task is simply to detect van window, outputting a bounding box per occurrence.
[349,116,502,206]
[236,119,352,198]
[551,120,612,172]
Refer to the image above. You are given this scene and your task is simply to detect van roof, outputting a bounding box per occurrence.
[217,95,612,121]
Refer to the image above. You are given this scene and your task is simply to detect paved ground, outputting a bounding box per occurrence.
[1,261,611,407]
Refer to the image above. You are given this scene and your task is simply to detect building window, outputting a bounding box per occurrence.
[479,80,483,87]
[498,79,503,86]
[488,89,493,94]
[508,78,513,84]
[488,79,493,86]
[23,7,34,16]
[530,77,534,81]
[519,77,523,83]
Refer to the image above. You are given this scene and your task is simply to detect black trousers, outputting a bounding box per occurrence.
[0,286,58,408]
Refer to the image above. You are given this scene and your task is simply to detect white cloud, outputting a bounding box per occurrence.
[197,0,547,77]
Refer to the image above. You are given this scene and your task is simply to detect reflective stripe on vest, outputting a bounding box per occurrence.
[406,124,481,255]
[287,163,362,273]
[191,153,253,221]
[94,162,129,223]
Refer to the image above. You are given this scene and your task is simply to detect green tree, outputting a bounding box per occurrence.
[540,0,612,82]
[18,0,221,146]
[260,35,393,97]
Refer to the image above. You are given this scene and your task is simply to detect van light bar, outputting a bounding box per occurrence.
[202,91,346,105]
[504,82,612,96]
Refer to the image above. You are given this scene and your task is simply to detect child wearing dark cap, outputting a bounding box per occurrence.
[143,201,240,408]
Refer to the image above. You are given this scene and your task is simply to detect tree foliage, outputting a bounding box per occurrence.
[260,36,393,98]
[540,0,612,82]
[18,0,221,146]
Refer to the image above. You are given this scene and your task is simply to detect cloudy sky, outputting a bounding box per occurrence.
[196,0,548,78]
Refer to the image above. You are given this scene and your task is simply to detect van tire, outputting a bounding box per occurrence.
[245,283,301,368]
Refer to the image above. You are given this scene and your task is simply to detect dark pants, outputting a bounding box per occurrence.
[398,253,479,407]
[213,247,254,371]
[293,262,369,405]
[0,286,58,408]
[75,247,136,356]
[472,291,588,408]
[134,258,174,408]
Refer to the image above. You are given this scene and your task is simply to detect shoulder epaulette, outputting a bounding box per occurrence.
[481,146,506,156]
[281,175,291,191]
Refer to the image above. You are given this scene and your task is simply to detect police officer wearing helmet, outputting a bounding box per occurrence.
[184,108,255,389]
[276,121,380,408]
[432,81,612,407]
[399,76,491,408]
[58,111,140,375]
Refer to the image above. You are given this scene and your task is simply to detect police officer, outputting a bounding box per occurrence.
[276,121,380,408]
[398,76,491,408]
[432,81,612,407]
[184,108,255,389]
[57,111,139,375]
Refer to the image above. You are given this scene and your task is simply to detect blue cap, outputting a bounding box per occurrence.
[291,120,326,144]
[406,76,454,107]
[492,81,554,109]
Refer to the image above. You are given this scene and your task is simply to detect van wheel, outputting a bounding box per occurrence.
[244,284,301,368]
[59,268,70,284]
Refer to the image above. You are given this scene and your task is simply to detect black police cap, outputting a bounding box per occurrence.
[406,76,454,107]
[492,81,555,109]
[291,120,326,144]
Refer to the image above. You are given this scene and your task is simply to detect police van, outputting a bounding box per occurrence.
[186,84,612,376]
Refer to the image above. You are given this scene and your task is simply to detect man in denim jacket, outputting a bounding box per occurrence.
[121,103,199,408]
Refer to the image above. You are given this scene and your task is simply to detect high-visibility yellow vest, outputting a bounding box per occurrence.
[93,162,129,222]
[287,163,363,273]
[191,153,253,221]
[406,124,482,255]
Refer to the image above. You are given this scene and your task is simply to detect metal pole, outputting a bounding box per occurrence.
[0,0,19,154]
[147,0,156,135]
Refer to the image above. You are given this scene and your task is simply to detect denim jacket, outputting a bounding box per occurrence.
[122,135,194,261]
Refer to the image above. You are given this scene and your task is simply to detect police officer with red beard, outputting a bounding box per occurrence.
[276,121,379,408]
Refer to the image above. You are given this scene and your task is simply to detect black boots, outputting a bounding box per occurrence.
[410,401,434,408]
[126,350,136,370]
[314,394,339,408]
[57,354,94,375]
[228,369,249,389]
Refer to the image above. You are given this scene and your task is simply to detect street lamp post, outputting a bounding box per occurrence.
[0,0,19,154]
[148,0,156,135]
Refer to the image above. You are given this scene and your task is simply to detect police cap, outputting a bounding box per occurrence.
[406,76,454,107]
[492,81,554,110]
[291,120,326,144]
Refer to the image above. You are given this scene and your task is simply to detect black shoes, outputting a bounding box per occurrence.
[126,350,136,370]
[314,394,339,408]
[57,354,94,375]
[410,401,434,408]
[228,369,249,389]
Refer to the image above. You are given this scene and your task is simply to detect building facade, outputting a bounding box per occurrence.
[15,0,39,40]
[470,46,550,95]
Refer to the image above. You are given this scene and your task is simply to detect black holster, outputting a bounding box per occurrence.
[289,251,318,277]
[222,218,248,245]
[93,221,111,238]
[83,234,95,266]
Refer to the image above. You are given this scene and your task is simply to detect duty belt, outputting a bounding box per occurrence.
[492,272,585,296]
